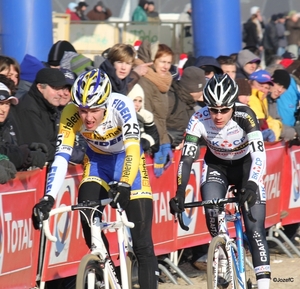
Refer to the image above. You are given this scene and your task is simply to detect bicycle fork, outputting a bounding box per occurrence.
[232,215,247,289]
[91,217,122,289]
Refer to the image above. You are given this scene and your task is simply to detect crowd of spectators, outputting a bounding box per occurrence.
[1,6,300,180]
[1,4,300,282]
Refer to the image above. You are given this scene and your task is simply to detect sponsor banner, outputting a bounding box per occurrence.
[0,168,46,289]
[0,142,296,286]
[281,145,300,225]
[145,153,177,255]
[264,143,285,228]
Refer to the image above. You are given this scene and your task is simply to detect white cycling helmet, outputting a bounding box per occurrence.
[203,74,238,107]
[71,68,112,109]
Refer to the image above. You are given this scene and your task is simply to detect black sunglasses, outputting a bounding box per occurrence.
[209,107,232,114]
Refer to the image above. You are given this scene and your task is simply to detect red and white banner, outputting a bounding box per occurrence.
[0,142,298,288]
[0,168,46,289]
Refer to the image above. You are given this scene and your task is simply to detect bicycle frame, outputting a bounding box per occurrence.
[217,205,247,289]
[178,197,256,289]
[43,199,134,289]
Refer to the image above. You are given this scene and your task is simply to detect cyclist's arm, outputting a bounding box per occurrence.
[243,106,267,187]
[247,130,266,186]
[121,138,140,185]
[119,98,141,186]
[46,104,81,198]
[177,133,201,195]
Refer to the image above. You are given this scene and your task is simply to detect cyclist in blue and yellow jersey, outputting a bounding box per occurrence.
[33,68,158,289]
[170,74,271,289]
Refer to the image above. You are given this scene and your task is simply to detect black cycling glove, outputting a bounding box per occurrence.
[169,191,185,215]
[109,182,131,209]
[33,195,55,229]
[239,181,258,208]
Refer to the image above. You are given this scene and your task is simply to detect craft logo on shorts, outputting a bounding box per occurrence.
[49,178,75,265]
[178,162,201,236]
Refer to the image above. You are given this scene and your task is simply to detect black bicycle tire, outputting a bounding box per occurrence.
[126,252,139,289]
[76,254,108,289]
[244,251,257,289]
[207,236,239,289]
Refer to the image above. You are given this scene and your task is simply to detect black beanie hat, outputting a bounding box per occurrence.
[47,40,77,67]
[271,69,291,89]
[180,66,207,93]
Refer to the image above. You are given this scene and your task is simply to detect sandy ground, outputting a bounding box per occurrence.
[158,250,300,289]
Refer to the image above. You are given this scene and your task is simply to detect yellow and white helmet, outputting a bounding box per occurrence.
[71,68,112,108]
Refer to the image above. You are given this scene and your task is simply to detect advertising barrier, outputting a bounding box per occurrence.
[0,168,47,289]
[0,142,299,288]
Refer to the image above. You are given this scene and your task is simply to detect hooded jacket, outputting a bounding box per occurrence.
[236,50,261,79]
[16,54,45,99]
[128,84,159,154]
[100,58,139,95]
[87,3,112,21]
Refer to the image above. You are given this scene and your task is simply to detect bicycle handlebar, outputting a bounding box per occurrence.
[176,197,256,231]
[42,198,134,242]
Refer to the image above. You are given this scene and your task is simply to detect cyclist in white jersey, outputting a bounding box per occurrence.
[170,74,271,289]
[33,69,158,289]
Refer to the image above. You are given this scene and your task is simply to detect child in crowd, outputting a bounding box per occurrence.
[128,83,159,155]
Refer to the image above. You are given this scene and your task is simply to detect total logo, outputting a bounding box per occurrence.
[178,162,201,236]
[49,178,75,265]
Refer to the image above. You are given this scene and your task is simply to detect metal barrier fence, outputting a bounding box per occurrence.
[53,13,193,63]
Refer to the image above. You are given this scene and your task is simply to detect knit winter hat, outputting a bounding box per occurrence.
[180,66,207,93]
[235,78,251,96]
[250,6,260,16]
[47,41,77,67]
[271,69,291,89]
[128,84,145,101]
[20,54,45,83]
[70,54,94,76]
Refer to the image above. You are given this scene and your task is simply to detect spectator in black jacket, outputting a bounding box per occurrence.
[243,6,264,55]
[166,66,207,149]
[0,75,48,171]
[12,68,67,163]
[263,14,279,66]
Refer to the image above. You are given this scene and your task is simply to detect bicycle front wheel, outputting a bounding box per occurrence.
[76,254,106,289]
[207,236,239,289]
[244,250,257,289]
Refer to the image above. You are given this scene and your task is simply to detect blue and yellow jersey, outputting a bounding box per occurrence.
[46,92,151,199]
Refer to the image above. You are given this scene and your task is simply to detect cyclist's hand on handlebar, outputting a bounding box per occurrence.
[32,195,55,229]
[240,181,257,208]
[169,195,185,215]
[109,181,131,210]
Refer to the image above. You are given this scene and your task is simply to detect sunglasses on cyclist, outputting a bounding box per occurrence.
[208,107,232,114]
